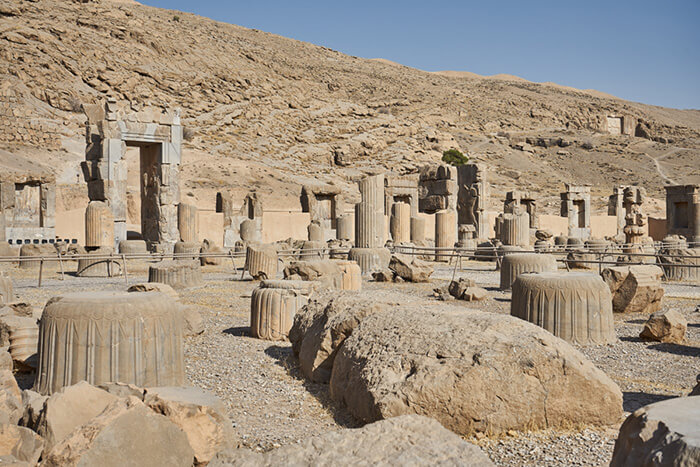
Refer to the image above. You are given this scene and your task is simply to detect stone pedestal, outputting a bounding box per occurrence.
[435,209,456,261]
[85,201,114,249]
[499,253,557,290]
[177,203,198,243]
[390,202,411,244]
[499,209,530,247]
[336,215,353,241]
[410,217,426,244]
[355,174,385,248]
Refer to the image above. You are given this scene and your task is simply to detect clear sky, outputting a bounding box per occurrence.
[139,0,700,110]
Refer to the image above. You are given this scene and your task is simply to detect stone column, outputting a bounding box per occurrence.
[336,215,353,241]
[355,174,384,248]
[500,208,530,247]
[410,217,426,243]
[390,202,410,244]
[177,203,198,243]
[435,209,456,261]
[85,201,114,250]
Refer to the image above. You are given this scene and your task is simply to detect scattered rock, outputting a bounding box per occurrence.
[182,305,205,336]
[0,424,44,465]
[0,371,21,426]
[36,381,119,451]
[330,306,622,436]
[388,254,433,282]
[127,282,179,301]
[210,415,494,466]
[601,265,664,313]
[610,395,700,467]
[371,269,394,282]
[283,261,342,289]
[42,396,194,467]
[447,278,487,300]
[145,386,238,465]
[639,309,687,344]
[19,389,46,430]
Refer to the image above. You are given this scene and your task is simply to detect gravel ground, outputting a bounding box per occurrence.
[6,258,699,465]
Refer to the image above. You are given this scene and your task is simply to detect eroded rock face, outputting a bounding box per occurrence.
[283,260,342,289]
[210,415,494,466]
[35,381,119,451]
[0,424,44,464]
[639,309,687,344]
[601,265,664,313]
[0,370,21,426]
[144,386,238,465]
[127,282,179,300]
[289,294,390,383]
[42,396,194,467]
[388,254,433,282]
[330,306,623,436]
[610,396,700,467]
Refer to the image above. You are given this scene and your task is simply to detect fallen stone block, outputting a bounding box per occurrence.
[0,370,21,426]
[601,265,664,313]
[0,424,44,465]
[639,309,687,344]
[389,254,433,282]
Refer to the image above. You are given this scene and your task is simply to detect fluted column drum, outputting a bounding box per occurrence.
[336,215,353,241]
[0,275,13,305]
[410,216,426,243]
[390,202,411,244]
[77,247,122,277]
[500,253,557,290]
[336,260,362,291]
[348,247,391,274]
[85,201,114,249]
[511,272,615,345]
[177,203,198,243]
[148,260,202,289]
[250,287,308,340]
[500,211,530,247]
[174,241,201,261]
[34,291,185,395]
[245,245,278,280]
[118,240,148,255]
[355,174,384,248]
[435,209,457,261]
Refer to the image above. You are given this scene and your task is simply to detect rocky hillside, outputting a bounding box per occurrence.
[1,0,699,213]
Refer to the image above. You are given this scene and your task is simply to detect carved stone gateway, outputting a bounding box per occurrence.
[665,185,700,245]
[82,100,182,252]
[457,164,490,240]
[216,191,262,247]
[384,175,418,217]
[0,174,55,243]
[301,184,344,240]
[504,190,538,230]
[561,184,591,240]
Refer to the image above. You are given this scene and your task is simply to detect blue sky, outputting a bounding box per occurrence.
[140,0,700,109]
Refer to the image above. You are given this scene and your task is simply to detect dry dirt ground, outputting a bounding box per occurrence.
[5,259,699,466]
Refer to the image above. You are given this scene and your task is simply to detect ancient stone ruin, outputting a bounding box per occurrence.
[348,173,390,273]
[560,184,591,240]
[0,173,55,244]
[82,100,183,252]
[301,184,344,241]
[456,163,490,240]
[665,184,700,245]
[217,191,263,247]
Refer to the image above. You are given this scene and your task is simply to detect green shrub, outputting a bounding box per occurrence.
[441,149,469,166]
[173,15,180,22]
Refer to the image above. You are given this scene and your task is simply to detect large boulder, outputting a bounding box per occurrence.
[210,415,494,466]
[0,370,21,426]
[144,386,238,465]
[601,265,664,313]
[330,306,623,436]
[639,309,687,344]
[19,389,46,430]
[610,396,700,467]
[42,396,194,467]
[0,424,44,464]
[288,294,390,383]
[36,381,119,451]
[388,254,433,282]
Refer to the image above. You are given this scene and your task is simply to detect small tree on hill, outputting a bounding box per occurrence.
[442,149,469,166]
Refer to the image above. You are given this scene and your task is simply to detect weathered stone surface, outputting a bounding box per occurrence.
[250,286,308,341]
[283,260,342,289]
[371,269,394,282]
[245,244,278,280]
[289,294,389,383]
[388,254,433,282]
[461,287,488,301]
[200,239,224,266]
[148,260,203,289]
[348,247,391,274]
[690,376,700,396]
[639,309,687,344]
[127,282,179,300]
[19,389,46,430]
[512,272,616,345]
[0,424,44,465]
[448,277,475,298]
[0,314,37,371]
[330,306,622,435]
[0,370,21,426]
[36,381,119,451]
[610,396,700,467]
[499,252,557,290]
[182,305,205,336]
[210,415,494,466]
[42,396,194,467]
[336,260,362,291]
[118,239,147,255]
[145,386,238,465]
[601,265,664,314]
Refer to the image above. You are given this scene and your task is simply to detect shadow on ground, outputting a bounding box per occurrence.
[623,391,675,412]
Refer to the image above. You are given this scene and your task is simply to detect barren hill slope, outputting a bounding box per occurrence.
[1,0,698,214]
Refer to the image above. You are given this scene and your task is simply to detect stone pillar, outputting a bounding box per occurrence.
[561,184,591,240]
[435,209,456,261]
[410,217,426,243]
[177,203,198,243]
[390,202,410,244]
[85,201,114,249]
[240,219,261,243]
[336,215,353,241]
[500,208,530,247]
[308,221,324,242]
[354,174,384,248]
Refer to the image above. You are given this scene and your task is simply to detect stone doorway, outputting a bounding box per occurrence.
[83,100,182,251]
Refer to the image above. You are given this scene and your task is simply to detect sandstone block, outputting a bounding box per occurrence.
[283,260,343,289]
[610,396,700,467]
[200,239,224,266]
[85,201,114,249]
[336,260,362,291]
[35,292,185,395]
[127,282,179,300]
[348,247,391,274]
[0,277,13,306]
[178,203,198,243]
[118,239,147,255]
[145,386,237,465]
[639,309,687,344]
[250,287,308,341]
[330,306,622,435]
[511,272,616,345]
[0,424,43,465]
[602,265,664,313]
[174,241,201,261]
[245,244,278,280]
[77,247,122,277]
[499,253,557,291]
[41,397,194,467]
[18,244,56,269]
[148,260,202,289]
[0,370,21,426]
[389,254,433,282]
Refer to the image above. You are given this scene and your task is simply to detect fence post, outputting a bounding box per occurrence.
[38,258,44,288]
